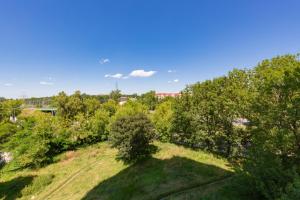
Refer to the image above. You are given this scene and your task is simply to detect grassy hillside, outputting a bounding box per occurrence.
[0,142,233,200]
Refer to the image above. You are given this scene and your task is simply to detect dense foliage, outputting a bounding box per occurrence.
[109,113,155,162]
[171,69,254,157]
[151,100,174,142]
[138,90,158,110]
[240,55,300,199]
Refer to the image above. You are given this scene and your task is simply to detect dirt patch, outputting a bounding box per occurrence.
[61,151,78,163]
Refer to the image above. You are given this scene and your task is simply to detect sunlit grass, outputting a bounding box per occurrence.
[0,141,233,200]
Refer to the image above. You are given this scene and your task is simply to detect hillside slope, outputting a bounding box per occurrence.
[1,142,233,200]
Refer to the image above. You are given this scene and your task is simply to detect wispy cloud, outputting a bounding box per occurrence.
[104,73,123,79]
[99,58,110,64]
[4,83,13,87]
[167,70,176,73]
[129,70,156,78]
[168,79,179,84]
[40,81,54,85]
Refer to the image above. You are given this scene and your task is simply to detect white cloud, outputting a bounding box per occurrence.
[99,58,110,64]
[104,73,123,79]
[168,70,176,73]
[40,81,54,85]
[168,79,179,84]
[4,83,13,87]
[129,70,156,77]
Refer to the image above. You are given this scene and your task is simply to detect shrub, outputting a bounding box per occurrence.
[0,122,17,147]
[109,113,155,163]
[21,174,54,196]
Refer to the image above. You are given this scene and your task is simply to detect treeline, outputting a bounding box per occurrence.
[0,89,157,168]
[0,54,299,199]
[166,54,299,199]
[22,93,137,108]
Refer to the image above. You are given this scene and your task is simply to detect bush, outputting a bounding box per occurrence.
[21,174,54,196]
[109,113,155,163]
[0,122,17,147]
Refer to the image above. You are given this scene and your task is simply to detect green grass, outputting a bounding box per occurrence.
[0,142,234,200]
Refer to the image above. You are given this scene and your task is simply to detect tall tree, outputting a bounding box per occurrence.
[139,90,158,110]
[110,89,122,102]
[241,55,300,199]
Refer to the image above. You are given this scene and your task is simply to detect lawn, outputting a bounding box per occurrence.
[0,142,233,200]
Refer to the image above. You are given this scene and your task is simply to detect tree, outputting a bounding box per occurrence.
[88,109,110,141]
[101,99,118,117]
[109,113,155,162]
[241,55,300,199]
[54,91,69,119]
[171,69,253,157]
[110,89,121,102]
[9,112,58,168]
[112,100,147,121]
[152,100,174,142]
[54,91,86,120]
[139,90,158,110]
[171,89,194,146]
[84,97,101,116]
[0,99,23,122]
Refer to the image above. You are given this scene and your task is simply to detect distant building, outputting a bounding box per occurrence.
[119,96,137,106]
[232,118,250,127]
[119,96,128,105]
[155,92,181,99]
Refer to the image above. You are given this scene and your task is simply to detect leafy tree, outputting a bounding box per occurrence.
[54,91,69,119]
[109,113,155,162]
[101,99,118,117]
[54,91,85,120]
[9,113,58,168]
[152,100,174,142]
[171,69,253,157]
[68,113,91,144]
[88,109,110,141]
[0,99,23,122]
[112,100,147,121]
[110,89,121,102]
[241,55,300,199]
[139,90,158,110]
[171,89,194,146]
[0,122,17,148]
[84,97,101,116]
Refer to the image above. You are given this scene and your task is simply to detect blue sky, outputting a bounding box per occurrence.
[0,0,300,98]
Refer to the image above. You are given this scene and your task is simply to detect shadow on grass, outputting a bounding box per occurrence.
[116,144,159,164]
[82,156,233,200]
[0,176,34,200]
